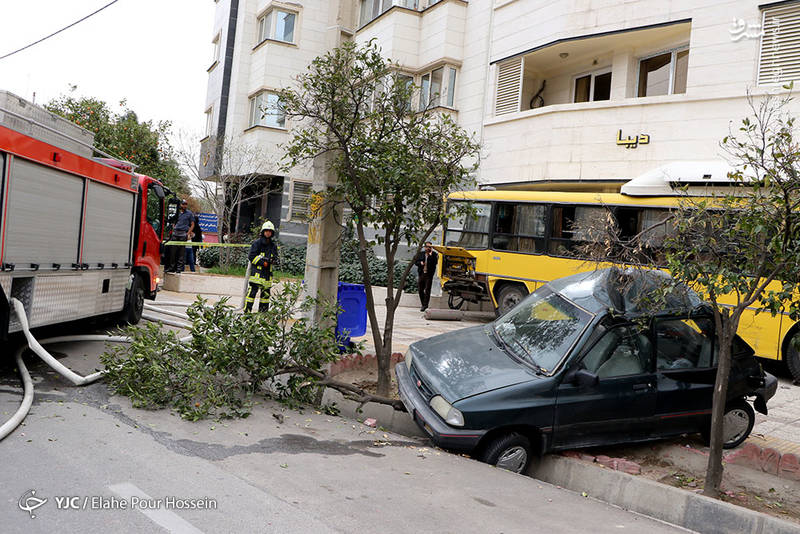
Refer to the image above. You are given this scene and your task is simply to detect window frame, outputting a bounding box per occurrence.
[204,107,213,137]
[636,45,689,98]
[577,323,654,378]
[211,32,221,68]
[571,66,612,103]
[418,64,458,110]
[491,201,548,255]
[257,6,298,45]
[248,90,286,130]
[289,180,312,221]
[653,315,717,371]
[444,200,492,250]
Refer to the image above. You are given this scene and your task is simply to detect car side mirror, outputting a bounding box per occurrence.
[571,368,599,388]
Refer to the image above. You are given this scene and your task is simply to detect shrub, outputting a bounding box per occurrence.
[101,281,341,420]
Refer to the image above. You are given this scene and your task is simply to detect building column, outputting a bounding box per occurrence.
[303,0,352,324]
[610,48,636,100]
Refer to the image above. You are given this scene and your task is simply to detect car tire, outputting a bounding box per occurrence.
[702,400,755,449]
[479,432,532,473]
[496,284,527,317]
[785,333,800,382]
[119,274,145,326]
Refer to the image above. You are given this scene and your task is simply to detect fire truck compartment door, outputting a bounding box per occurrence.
[3,158,83,266]
[82,180,135,265]
[432,245,477,260]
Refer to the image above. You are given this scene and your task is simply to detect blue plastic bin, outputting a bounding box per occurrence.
[336,282,367,350]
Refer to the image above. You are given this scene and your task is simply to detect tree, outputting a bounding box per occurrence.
[576,91,800,498]
[279,41,480,396]
[46,89,188,195]
[175,132,280,267]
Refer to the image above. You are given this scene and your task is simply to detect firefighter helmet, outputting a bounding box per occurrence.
[261,220,275,234]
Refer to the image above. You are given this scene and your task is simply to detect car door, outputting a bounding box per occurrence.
[553,324,657,449]
[653,316,716,436]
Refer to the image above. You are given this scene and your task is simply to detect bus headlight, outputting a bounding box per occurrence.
[404,350,413,371]
[430,395,464,427]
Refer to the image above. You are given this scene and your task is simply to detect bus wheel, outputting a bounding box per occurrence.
[496,284,527,316]
[448,294,465,310]
[786,333,800,382]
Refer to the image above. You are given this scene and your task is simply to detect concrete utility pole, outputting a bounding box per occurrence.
[303,1,352,323]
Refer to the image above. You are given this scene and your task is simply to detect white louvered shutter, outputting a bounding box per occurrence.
[759,2,800,85]
[290,181,312,220]
[495,57,523,115]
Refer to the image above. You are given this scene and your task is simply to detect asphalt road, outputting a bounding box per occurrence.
[0,324,684,534]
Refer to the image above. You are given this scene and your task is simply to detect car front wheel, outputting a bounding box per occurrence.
[479,432,532,473]
[496,285,527,317]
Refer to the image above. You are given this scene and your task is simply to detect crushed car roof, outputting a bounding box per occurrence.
[547,268,704,317]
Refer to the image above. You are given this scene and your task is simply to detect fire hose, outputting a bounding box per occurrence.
[0,298,196,442]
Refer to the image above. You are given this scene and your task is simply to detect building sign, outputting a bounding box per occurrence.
[616,130,650,149]
[198,212,218,233]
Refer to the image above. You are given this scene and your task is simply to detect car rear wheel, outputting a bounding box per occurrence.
[480,432,532,474]
[785,333,800,382]
[496,284,527,317]
[703,400,755,449]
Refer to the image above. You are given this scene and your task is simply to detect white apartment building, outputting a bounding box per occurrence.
[202,0,800,241]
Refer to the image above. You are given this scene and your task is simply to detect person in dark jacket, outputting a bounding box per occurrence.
[184,213,204,272]
[414,241,438,311]
[245,220,279,312]
[167,199,194,273]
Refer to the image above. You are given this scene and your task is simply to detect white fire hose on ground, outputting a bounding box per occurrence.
[0,298,196,442]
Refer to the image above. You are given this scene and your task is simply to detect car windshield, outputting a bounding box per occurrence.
[494,287,592,372]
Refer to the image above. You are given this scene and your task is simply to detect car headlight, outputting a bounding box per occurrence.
[404,350,413,371]
[430,395,464,427]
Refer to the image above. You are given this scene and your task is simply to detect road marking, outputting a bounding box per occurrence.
[108,483,204,534]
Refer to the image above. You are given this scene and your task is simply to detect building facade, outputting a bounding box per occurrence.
[202,0,800,242]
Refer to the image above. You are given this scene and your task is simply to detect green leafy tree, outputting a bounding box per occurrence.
[46,90,187,195]
[577,91,800,498]
[279,41,480,396]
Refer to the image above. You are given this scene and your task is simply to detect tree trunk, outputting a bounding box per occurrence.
[703,324,734,498]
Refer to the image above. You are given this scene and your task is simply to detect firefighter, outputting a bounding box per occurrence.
[245,220,279,312]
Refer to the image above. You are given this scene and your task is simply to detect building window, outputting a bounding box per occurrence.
[360,0,418,26]
[419,66,457,109]
[205,108,213,137]
[290,181,312,221]
[573,69,611,103]
[638,47,689,97]
[249,92,285,129]
[759,2,800,85]
[258,8,296,44]
[211,33,221,65]
[495,57,523,115]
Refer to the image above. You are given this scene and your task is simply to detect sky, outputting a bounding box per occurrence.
[0,0,216,135]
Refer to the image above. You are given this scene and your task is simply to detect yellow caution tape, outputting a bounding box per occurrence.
[163,241,250,248]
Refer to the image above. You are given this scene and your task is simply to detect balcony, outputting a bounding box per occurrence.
[493,19,691,115]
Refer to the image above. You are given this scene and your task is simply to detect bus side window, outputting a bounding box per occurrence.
[492,203,546,253]
[615,208,641,241]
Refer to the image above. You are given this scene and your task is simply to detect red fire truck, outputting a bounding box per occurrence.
[0,91,167,339]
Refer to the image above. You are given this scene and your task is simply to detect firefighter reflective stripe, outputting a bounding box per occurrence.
[251,253,265,266]
[249,272,273,287]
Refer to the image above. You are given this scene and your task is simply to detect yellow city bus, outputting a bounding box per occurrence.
[436,189,798,375]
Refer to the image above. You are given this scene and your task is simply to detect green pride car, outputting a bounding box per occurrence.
[397,268,778,473]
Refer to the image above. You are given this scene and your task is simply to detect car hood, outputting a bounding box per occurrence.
[409,325,537,402]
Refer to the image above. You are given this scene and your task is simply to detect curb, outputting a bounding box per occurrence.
[316,393,799,533]
[531,454,800,534]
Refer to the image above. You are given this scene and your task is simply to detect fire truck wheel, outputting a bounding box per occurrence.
[120,275,145,325]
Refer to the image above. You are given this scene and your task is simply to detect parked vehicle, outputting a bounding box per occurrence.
[397,268,778,473]
[0,90,168,339]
